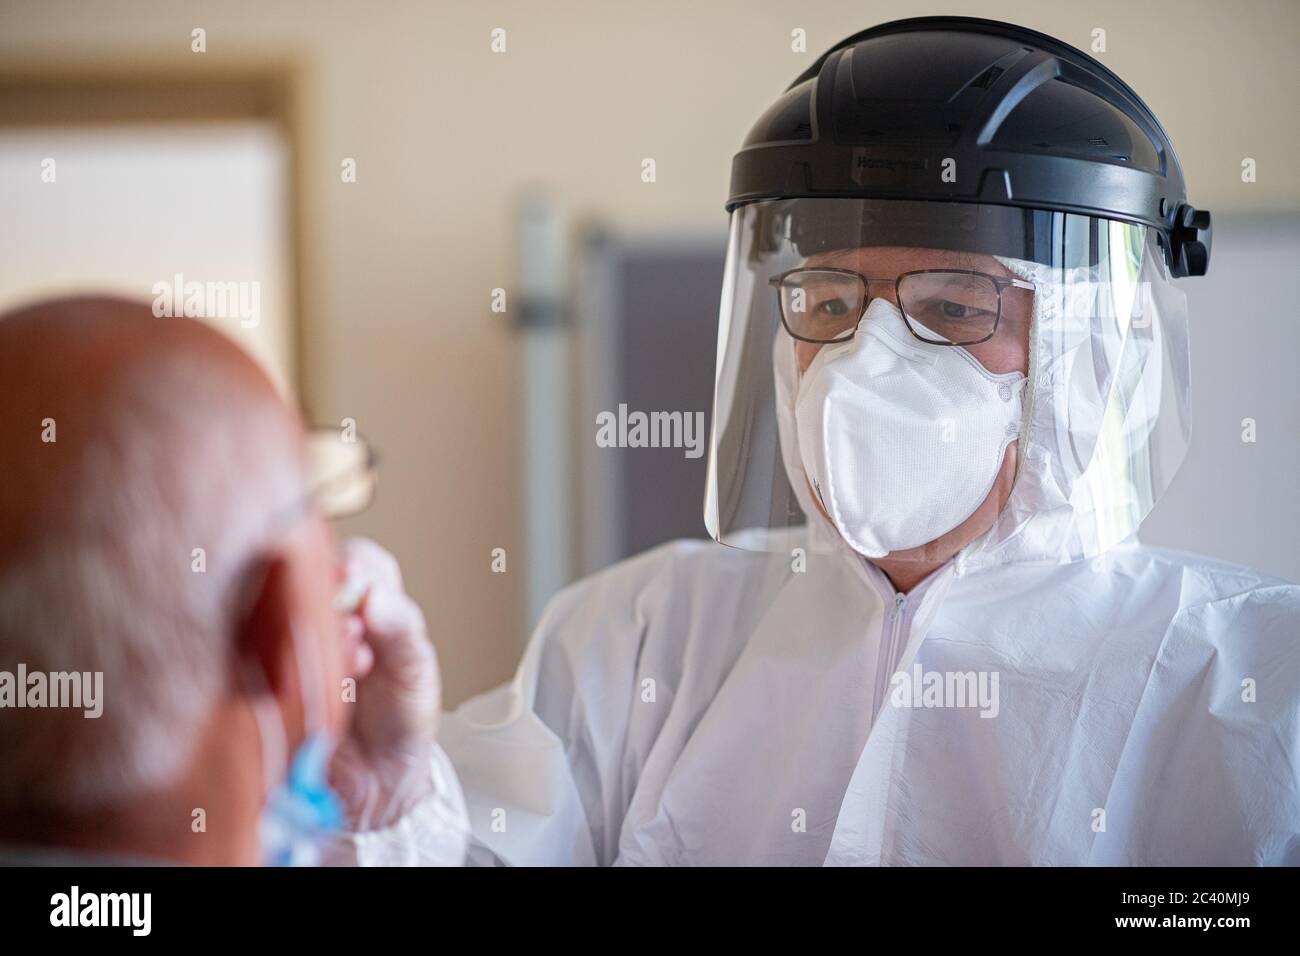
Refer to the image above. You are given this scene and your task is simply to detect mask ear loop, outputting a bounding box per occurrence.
[288,620,328,735]
[990,256,1045,490]
[239,661,287,799]
[237,619,331,799]
[1014,283,1039,490]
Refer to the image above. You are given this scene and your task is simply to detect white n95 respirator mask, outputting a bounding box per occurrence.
[793,297,1025,558]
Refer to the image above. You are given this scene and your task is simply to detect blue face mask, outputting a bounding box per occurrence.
[244,621,347,867]
[259,730,345,867]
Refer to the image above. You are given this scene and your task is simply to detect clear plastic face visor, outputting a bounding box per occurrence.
[704,198,1191,569]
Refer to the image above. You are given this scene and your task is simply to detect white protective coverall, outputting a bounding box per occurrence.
[439,231,1300,866]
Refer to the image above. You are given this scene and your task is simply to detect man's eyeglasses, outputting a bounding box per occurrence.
[251,427,379,603]
[304,426,378,520]
[769,268,1033,346]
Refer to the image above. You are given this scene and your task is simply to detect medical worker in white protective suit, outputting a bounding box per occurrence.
[436,18,1300,865]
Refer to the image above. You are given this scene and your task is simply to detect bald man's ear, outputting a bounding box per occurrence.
[237,555,306,748]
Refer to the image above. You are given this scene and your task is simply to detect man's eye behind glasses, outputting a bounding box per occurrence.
[802,297,860,337]
[903,297,999,344]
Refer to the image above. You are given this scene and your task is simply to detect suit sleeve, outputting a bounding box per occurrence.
[437,547,673,866]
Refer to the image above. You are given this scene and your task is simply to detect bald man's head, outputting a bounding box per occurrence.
[0,297,296,551]
[0,296,309,816]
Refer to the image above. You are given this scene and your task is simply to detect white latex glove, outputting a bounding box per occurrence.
[325,538,467,865]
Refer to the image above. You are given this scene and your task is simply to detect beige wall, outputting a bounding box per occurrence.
[2,0,1296,704]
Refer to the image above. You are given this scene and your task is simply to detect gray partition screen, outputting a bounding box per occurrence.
[574,233,726,574]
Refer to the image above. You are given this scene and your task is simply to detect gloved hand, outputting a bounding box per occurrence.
[322,538,469,867]
[328,537,442,832]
